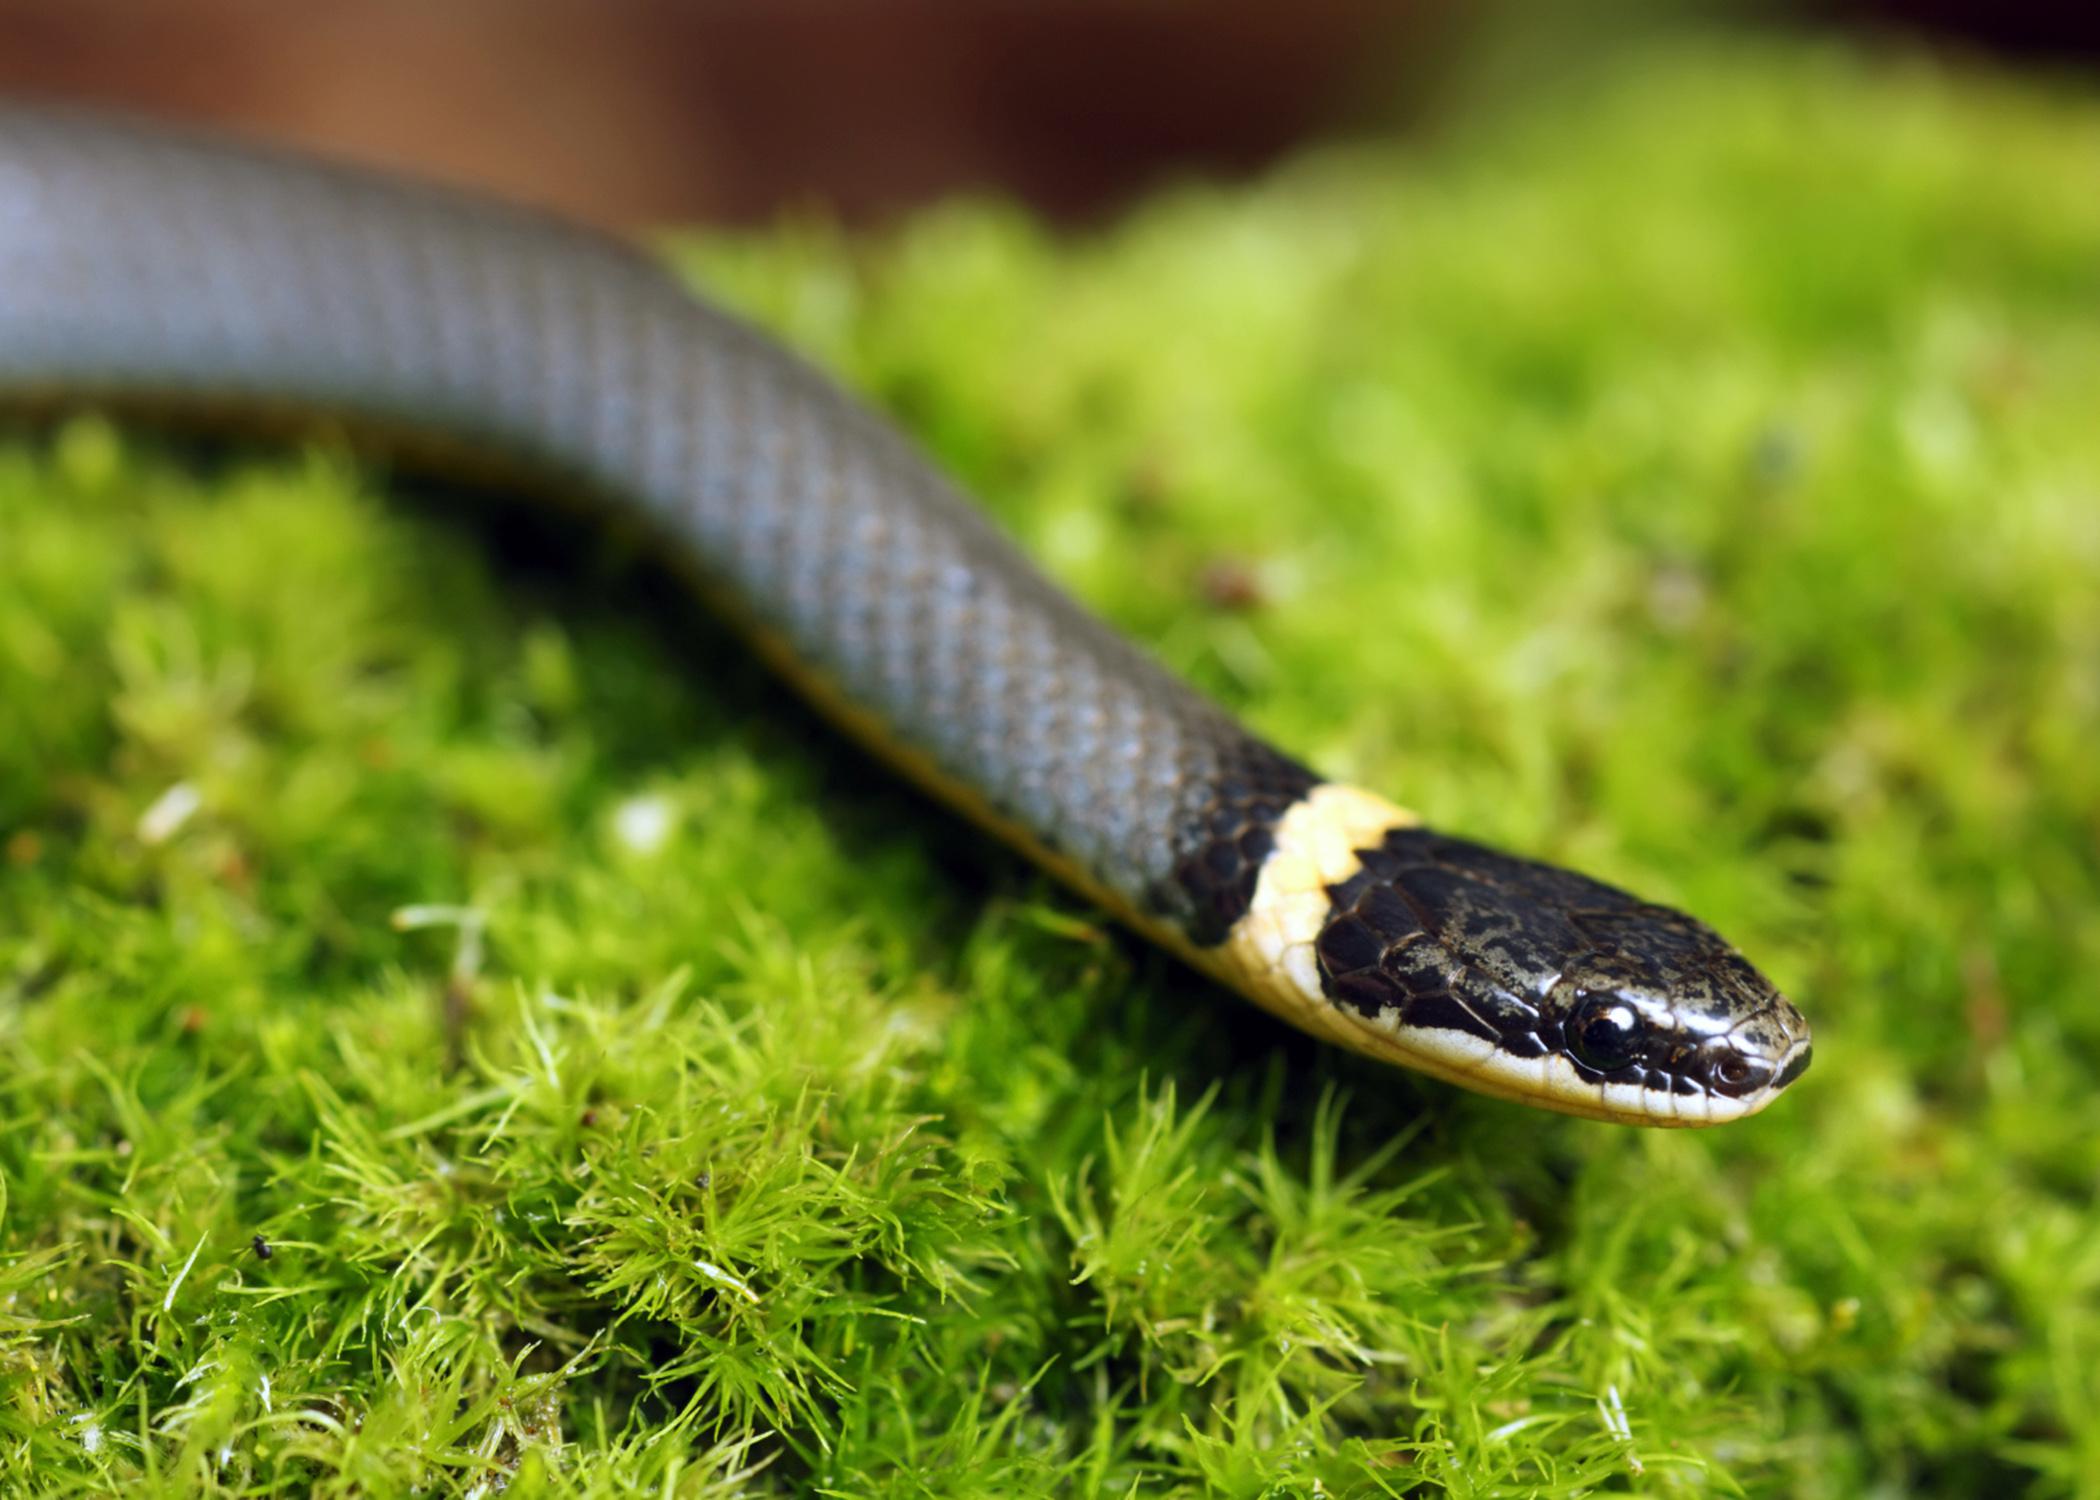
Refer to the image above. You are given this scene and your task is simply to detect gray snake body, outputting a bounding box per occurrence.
[0,107,1811,1124]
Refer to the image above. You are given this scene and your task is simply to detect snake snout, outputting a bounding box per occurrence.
[1697,987,1811,1108]
[1754,994,1814,1090]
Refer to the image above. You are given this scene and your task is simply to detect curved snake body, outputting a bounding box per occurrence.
[0,107,1811,1124]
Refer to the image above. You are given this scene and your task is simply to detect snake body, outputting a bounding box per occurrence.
[0,107,1810,1124]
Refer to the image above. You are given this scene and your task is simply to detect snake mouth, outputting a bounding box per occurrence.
[1328,1001,1808,1126]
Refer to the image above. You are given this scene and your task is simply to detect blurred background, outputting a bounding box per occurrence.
[0,0,2093,230]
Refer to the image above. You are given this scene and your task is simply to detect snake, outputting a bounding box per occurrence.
[0,106,1811,1126]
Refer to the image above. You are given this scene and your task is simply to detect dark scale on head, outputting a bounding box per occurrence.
[1155,741,1320,945]
[1314,828,1810,1103]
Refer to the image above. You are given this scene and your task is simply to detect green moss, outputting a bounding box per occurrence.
[5,41,2100,1496]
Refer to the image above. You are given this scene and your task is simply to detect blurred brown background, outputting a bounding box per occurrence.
[0,0,2092,230]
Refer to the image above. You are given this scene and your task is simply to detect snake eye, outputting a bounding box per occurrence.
[1568,995,1642,1073]
[1714,1054,1754,1088]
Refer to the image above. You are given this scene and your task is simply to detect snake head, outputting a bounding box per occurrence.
[1311,826,1812,1125]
